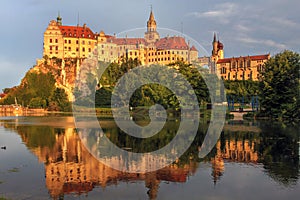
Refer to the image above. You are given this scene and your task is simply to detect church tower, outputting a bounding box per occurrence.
[211,32,224,62]
[145,8,160,43]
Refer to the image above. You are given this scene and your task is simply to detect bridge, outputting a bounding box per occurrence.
[230,108,254,120]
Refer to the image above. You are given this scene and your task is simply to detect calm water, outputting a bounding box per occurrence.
[0,115,299,200]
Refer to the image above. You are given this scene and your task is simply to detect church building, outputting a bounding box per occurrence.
[211,33,270,81]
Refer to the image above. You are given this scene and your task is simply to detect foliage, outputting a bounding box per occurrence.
[29,97,47,108]
[0,70,71,112]
[95,87,113,107]
[0,71,56,107]
[48,88,72,112]
[259,50,300,122]
[96,60,210,109]
[224,80,259,102]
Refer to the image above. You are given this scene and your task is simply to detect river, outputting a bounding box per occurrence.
[0,115,299,200]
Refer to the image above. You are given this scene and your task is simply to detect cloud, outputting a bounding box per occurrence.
[270,18,299,28]
[237,37,287,50]
[187,2,238,24]
[234,24,252,33]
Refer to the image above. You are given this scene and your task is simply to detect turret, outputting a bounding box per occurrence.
[57,12,62,26]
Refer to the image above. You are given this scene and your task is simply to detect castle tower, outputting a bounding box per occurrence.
[145,8,160,43]
[211,32,224,62]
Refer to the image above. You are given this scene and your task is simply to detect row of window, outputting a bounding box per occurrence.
[64,39,95,45]
[231,60,251,68]
[50,46,91,52]
[49,39,58,43]
[63,32,94,39]
[50,38,96,46]
[220,65,264,74]
[148,57,184,63]
[148,51,188,56]
[222,72,254,80]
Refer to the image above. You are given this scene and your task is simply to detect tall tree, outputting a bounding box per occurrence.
[259,50,300,121]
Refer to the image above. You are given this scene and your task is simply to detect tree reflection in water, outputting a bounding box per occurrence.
[3,118,299,199]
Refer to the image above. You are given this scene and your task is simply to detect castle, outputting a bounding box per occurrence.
[43,10,198,66]
[42,10,270,81]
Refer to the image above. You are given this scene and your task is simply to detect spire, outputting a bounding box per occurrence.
[213,32,217,43]
[57,11,62,25]
[149,5,154,20]
[147,8,157,32]
[148,10,156,23]
[145,7,160,43]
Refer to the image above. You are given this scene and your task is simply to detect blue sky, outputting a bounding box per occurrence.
[0,0,299,90]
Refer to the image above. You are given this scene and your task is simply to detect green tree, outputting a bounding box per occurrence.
[95,87,112,107]
[29,97,47,108]
[48,88,71,112]
[224,80,259,102]
[0,71,56,106]
[259,50,300,121]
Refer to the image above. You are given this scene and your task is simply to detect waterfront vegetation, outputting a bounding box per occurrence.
[0,51,299,122]
[259,50,300,122]
[0,71,71,112]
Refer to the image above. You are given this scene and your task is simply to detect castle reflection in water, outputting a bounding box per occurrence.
[16,127,258,199]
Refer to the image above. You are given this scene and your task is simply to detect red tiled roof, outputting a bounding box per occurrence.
[155,36,189,50]
[190,45,198,51]
[217,54,270,64]
[0,93,6,98]
[217,58,232,64]
[110,37,146,45]
[59,25,96,39]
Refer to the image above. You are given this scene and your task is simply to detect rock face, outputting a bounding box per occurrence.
[35,57,82,101]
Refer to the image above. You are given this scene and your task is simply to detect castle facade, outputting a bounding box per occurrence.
[43,10,198,66]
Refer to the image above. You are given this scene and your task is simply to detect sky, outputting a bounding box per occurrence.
[0,0,299,90]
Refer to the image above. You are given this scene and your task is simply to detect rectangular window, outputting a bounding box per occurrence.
[50,39,53,43]
[88,48,91,52]
[68,47,71,51]
[82,47,85,52]
[76,40,79,44]
[76,48,79,52]
[65,40,67,43]
[50,46,52,50]
[56,46,58,51]
[55,39,58,43]
[68,40,71,44]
